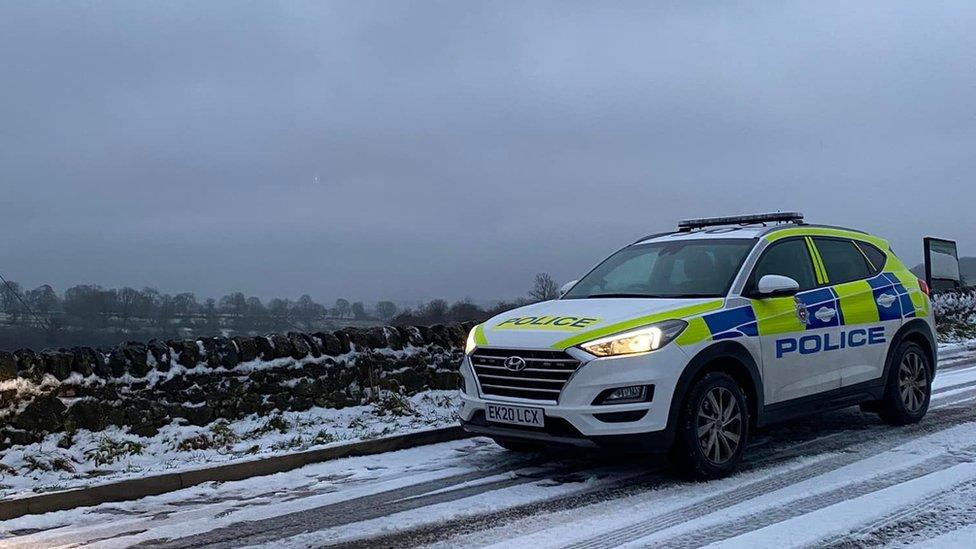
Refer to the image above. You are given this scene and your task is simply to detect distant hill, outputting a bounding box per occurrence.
[910,256,976,286]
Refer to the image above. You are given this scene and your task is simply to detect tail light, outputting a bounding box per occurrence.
[918,279,930,296]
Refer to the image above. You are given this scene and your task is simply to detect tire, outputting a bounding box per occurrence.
[493,437,543,453]
[672,371,749,480]
[878,341,931,425]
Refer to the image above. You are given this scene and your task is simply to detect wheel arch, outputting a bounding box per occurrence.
[884,319,937,381]
[667,341,765,435]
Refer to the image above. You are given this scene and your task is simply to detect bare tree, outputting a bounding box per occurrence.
[27,285,61,316]
[375,301,398,321]
[334,298,351,319]
[351,301,369,320]
[529,272,560,302]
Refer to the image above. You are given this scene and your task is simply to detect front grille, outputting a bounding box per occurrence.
[470,348,581,402]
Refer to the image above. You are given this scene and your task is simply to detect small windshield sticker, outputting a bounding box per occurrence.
[494,316,601,331]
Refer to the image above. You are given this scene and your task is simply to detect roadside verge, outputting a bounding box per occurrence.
[0,426,471,521]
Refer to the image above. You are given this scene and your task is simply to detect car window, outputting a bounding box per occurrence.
[751,239,817,291]
[856,241,887,274]
[813,237,872,284]
[562,239,755,299]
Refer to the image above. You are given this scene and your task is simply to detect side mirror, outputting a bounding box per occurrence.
[559,280,579,297]
[756,275,800,298]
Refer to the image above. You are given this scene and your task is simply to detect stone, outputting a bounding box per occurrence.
[0,351,16,381]
[68,400,112,431]
[233,336,259,363]
[70,347,98,376]
[286,332,311,360]
[147,339,171,372]
[213,337,239,369]
[398,326,425,347]
[122,342,150,378]
[297,333,321,358]
[168,339,200,368]
[430,370,461,390]
[182,404,214,427]
[14,349,44,382]
[332,331,352,354]
[254,336,276,360]
[393,369,427,392]
[365,327,389,349]
[107,348,128,378]
[12,394,67,433]
[315,332,343,356]
[41,350,73,380]
[93,349,114,377]
[384,327,404,350]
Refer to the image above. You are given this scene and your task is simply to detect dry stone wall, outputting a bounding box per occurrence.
[0,323,473,449]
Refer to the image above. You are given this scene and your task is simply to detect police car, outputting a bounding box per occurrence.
[459,213,936,478]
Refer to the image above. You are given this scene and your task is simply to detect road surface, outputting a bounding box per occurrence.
[3,349,976,548]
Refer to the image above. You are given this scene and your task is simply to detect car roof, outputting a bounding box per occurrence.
[633,224,881,246]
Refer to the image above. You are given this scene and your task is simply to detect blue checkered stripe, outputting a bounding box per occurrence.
[701,271,914,341]
[795,287,845,329]
[868,272,916,320]
[703,306,758,340]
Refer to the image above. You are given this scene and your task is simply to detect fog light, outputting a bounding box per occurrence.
[607,386,645,402]
[593,385,653,405]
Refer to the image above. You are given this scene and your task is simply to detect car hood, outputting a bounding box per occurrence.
[477,297,725,351]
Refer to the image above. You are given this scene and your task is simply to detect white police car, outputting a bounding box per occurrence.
[459,213,937,478]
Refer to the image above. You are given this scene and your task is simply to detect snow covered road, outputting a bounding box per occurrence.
[4,356,976,548]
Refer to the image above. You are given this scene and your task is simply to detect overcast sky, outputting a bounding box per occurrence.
[2,1,975,304]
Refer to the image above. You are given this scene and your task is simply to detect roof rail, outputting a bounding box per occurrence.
[678,212,804,232]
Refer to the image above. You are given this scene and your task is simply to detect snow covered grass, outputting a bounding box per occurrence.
[0,390,460,500]
[933,288,976,342]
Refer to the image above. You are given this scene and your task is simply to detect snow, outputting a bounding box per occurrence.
[915,523,976,548]
[710,461,976,548]
[0,390,460,500]
[3,345,976,547]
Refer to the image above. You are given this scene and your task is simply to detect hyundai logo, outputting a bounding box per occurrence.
[504,356,527,372]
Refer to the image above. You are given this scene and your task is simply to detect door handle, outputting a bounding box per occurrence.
[876,293,897,308]
[814,307,837,323]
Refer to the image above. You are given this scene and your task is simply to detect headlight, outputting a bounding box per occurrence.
[465,327,478,354]
[578,320,687,357]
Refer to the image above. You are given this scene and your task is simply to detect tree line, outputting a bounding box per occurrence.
[0,273,562,350]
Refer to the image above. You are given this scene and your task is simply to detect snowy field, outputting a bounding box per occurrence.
[2,345,976,548]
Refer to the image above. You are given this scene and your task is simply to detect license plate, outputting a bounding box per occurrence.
[485,403,545,428]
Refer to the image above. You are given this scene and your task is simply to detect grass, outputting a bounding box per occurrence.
[85,438,144,466]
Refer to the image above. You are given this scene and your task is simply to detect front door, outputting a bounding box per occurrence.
[750,237,843,404]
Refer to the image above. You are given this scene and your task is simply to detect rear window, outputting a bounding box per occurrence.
[856,241,888,274]
[813,237,872,284]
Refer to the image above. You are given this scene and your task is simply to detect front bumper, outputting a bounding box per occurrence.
[458,343,689,451]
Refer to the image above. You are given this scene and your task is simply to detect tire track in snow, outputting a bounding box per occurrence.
[818,478,976,548]
[560,400,976,549]
[330,394,976,549]
[648,445,976,548]
[133,460,602,548]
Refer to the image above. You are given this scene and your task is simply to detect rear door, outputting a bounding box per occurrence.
[749,237,842,404]
[811,237,902,387]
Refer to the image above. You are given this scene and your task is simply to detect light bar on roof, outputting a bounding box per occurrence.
[678,212,804,231]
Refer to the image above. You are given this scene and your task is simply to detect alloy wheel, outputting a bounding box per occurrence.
[696,386,742,464]
[899,351,928,413]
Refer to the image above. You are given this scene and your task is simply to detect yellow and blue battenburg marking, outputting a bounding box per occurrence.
[870,272,916,319]
[702,306,758,339]
[679,270,920,346]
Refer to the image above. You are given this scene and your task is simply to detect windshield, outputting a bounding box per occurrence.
[563,239,755,299]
